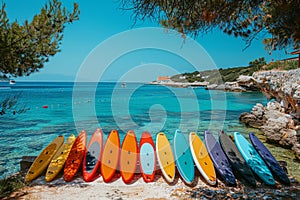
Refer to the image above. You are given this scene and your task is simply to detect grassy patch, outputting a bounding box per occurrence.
[264,60,298,71]
[0,174,25,199]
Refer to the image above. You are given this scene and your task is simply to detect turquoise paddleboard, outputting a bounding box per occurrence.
[173,130,195,184]
[234,132,275,185]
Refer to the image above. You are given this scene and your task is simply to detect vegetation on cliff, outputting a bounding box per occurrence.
[171,59,299,84]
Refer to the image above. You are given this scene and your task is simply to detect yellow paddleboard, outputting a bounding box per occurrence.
[189,132,217,185]
[25,135,64,182]
[156,132,175,183]
[45,134,76,182]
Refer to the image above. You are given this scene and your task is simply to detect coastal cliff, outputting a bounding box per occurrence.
[240,69,300,160]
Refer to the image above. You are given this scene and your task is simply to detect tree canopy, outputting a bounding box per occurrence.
[249,57,267,70]
[120,0,300,52]
[0,0,79,78]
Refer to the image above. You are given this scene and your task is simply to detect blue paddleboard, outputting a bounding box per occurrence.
[234,132,275,185]
[249,132,290,185]
[204,131,236,186]
[173,130,194,184]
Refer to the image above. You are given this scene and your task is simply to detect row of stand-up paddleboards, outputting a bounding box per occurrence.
[25,129,290,187]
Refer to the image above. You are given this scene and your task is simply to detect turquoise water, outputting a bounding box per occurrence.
[0,82,268,179]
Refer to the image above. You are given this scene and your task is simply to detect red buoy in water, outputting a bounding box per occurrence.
[42,105,48,109]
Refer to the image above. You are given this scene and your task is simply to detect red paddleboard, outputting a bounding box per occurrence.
[139,132,156,182]
[64,130,87,182]
[120,130,138,184]
[100,130,120,183]
[82,128,103,182]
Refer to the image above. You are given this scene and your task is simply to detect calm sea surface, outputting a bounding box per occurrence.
[0,82,299,180]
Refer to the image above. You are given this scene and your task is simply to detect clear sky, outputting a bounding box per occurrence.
[4,0,292,82]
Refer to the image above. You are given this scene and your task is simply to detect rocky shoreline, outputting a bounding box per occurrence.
[239,69,300,160]
[153,69,300,158]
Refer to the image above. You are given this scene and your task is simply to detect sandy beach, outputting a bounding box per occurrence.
[8,173,192,200]
[5,171,300,200]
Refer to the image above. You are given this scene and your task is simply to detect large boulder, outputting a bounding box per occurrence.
[239,112,264,128]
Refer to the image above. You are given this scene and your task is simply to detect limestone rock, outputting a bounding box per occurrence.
[237,75,258,90]
[206,84,225,90]
[239,112,264,128]
[292,142,300,160]
[279,129,297,148]
[224,82,246,92]
[253,69,300,113]
[206,84,218,90]
[251,103,264,119]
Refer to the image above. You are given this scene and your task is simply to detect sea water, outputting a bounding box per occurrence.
[0,82,299,180]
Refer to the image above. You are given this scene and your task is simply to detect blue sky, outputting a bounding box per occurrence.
[4,0,292,82]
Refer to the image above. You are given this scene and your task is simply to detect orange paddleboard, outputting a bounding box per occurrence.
[64,130,87,182]
[101,130,120,182]
[120,130,138,184]
[83,128,103,182]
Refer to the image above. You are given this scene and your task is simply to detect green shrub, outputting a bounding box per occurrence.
[0,175,25,199]
[170,59,298,84]
[264,60,298,71]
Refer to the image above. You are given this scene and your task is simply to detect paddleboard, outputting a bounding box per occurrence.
[25,135,64,182]
[83,128,103,182]
[64,130,87,182]
[204,131,236,186]
[156,132,175,183]
[173,130,194,184]
[249,132,290,185]
[189,132,217,185]
[139,131,156,182]
[219,130,256,187]
[45,134,76,182]
[101,130,120,183]
[234,132,275,185]
[120,130,138,184]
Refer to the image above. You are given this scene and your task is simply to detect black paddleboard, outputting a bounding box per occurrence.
[219,130,256,187]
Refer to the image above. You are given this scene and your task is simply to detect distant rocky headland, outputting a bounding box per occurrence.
[151,59,298,92]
